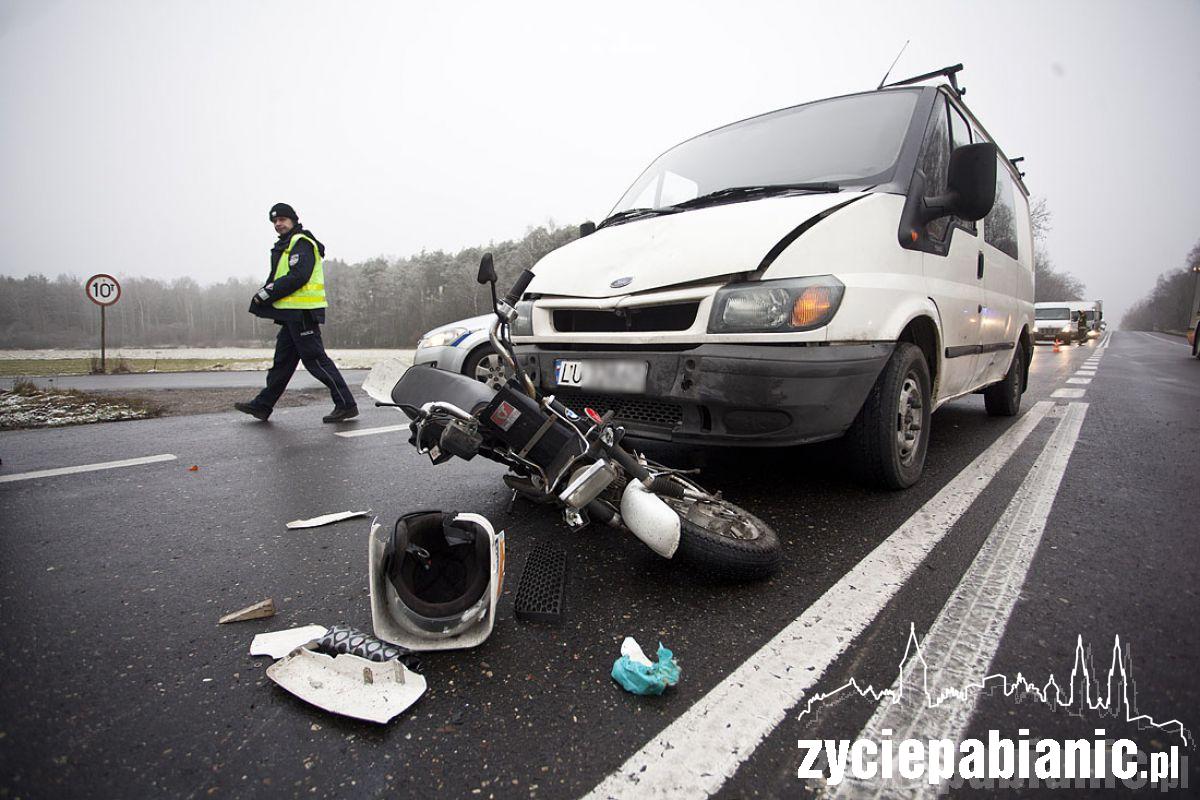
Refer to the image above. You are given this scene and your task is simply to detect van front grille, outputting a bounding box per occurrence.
[555,391,684,429]
[552,303,699,333]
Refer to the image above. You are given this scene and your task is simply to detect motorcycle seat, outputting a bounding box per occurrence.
[392,365,497,417]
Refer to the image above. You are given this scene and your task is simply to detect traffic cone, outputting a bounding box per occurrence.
[1053,339,1061,353]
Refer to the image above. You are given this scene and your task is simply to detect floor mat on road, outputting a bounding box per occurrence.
[514,542,568,622]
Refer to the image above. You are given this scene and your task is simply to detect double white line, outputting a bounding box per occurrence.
[832,402,1088,799]
[584,399,1086,799]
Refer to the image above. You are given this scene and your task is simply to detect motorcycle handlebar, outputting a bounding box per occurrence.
[605,440,650,482]
[504,269,536,307]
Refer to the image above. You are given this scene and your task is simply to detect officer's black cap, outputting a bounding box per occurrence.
[269,203,298,223]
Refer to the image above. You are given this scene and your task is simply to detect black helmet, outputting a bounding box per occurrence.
[370,511,504,651]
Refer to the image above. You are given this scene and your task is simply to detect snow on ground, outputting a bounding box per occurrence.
[0,388,157,429]
[0,348,414,370]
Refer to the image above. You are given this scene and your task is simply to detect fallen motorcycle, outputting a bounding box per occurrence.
[364,255,781,581]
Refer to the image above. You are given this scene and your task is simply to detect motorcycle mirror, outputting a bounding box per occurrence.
[477,253,497,286]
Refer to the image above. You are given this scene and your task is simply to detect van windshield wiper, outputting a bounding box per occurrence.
[669,182,840,210]
[598,183,840,230]
[597,206,684,229]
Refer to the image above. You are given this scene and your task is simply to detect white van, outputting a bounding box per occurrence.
[1034,300,1102,344]
[510,70,1035,489]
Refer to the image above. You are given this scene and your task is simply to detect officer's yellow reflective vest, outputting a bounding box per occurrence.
[271,233,326,309]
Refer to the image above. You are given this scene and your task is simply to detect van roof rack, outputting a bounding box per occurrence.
[881,63,965,96]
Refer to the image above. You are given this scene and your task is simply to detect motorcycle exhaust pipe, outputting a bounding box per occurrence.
[619,480,681,559]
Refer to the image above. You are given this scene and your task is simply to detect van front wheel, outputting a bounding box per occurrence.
[847,342,932,490]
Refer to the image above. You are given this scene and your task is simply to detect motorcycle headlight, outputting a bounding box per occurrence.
[708,276,844,333]
[511,300,535,336]
[417,326,471,350]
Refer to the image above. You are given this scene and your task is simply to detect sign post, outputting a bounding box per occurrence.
[85,274,121,373]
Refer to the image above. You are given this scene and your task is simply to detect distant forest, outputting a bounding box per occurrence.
[0,224,580,349]
[1121,238,1200,331]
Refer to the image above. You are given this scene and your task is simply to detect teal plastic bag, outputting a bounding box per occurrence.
[611,637,680,696]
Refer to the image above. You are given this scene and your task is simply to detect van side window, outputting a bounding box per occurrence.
[917,98,951,241]
[984,158,1019,259]
[949,104,971,148]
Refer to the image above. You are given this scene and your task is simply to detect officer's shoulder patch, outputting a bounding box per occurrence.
[289,253,300,266]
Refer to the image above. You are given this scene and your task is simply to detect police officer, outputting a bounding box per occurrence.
[235,203,359,423]
[1076,310,1088,345]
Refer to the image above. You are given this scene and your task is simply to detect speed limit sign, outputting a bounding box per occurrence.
[86,274,121,306]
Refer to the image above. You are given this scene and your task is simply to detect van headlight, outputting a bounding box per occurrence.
[417,326,470,350]
[708,276,844,333]
[511,300,535,336]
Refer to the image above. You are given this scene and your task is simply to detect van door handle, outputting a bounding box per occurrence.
[977,252,985,280]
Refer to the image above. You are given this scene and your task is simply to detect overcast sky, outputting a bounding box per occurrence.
[3,0,1198,324]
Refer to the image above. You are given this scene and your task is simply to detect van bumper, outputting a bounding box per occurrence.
[514,342,892,447]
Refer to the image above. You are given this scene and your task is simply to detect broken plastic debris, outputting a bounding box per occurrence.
[611,637,680,696]
[286,510,370,530]
[317,625,419,669]
[218,598,276,624]
[249,625,328,659]
[266,648,426,724]
[188,465,199,472]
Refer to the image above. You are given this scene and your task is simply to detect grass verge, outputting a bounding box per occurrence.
[1,380,166,430]
[0,358,267,377]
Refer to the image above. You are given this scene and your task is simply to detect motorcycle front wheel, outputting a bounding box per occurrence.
[657,476,781,581]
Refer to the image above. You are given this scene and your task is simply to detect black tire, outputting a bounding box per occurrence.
[672,499,780,582]
[983,341,1025,417]
[462,345,511,390]
[652,476,779,581]
[846,341,932,490]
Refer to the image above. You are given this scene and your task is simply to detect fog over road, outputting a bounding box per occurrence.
[1,331,1196,797]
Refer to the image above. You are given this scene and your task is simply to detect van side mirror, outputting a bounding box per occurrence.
[476,253,497,286]
[579,221,596,237]
[921,142,997,225]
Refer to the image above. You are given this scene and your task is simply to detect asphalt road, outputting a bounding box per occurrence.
[1,331,1196,799]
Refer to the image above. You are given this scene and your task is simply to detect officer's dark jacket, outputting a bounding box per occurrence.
[249,227,328,324]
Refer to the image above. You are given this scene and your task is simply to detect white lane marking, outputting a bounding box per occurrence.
[335,424,408,438]
[1051,388,1086,399]
[1066,377,1092,384]
[580,402,1052,800]
[1143,331,1189,347]
[0,454,177,484]
[1075,370,1096,376]
[833,403,1089,800]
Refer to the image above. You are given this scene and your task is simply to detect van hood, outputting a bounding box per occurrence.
[528,192,867,298]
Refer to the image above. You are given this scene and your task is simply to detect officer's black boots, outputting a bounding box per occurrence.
[322,406,359,424]
[234,402,271,421]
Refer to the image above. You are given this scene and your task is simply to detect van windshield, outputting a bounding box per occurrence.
[1036,307,1071,320]
[611,90,920,215]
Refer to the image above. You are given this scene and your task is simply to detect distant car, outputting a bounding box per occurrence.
[414,314,513,389]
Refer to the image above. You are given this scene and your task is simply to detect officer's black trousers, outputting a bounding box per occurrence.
[253,318,355,410]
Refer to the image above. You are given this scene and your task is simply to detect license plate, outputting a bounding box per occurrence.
[554,359,648,393]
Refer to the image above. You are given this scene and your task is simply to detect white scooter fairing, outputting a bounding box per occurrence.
[620,480,681,558]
